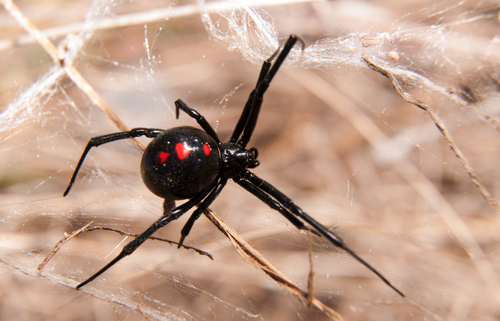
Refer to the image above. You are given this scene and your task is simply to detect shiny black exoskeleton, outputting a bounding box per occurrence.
[63,35,404,297]
[141,126,220,200]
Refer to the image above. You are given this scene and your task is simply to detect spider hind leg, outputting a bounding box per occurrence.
[236,170,405,297]
[75,180,219,289]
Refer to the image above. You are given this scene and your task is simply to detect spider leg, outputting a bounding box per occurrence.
[64,128,165,196]
[76,179,219,289]
[236,35,305,148]
[233,175,318,235]
[175,99,221,143]
[230,46,280,143]
[177,179,228,248]
[237,170,405,297]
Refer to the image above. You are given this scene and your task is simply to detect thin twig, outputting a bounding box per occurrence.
[37,223,213,275]
[83,226,213,259]
[37,221,95,274]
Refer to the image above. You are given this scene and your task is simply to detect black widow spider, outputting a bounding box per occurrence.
[64,35,404,297]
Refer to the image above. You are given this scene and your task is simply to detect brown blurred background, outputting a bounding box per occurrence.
[1,0,500,320]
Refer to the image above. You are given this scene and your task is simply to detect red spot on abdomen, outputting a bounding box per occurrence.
[203,144,211,156]
[176,142,190,160]
[156,151,169,163]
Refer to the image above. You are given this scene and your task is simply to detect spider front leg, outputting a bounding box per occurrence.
[234,35,305,148]
[229,43,280,144]
[175,99,220,143]
[64,128,165,196]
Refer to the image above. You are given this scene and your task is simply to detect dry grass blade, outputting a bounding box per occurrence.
[0,0,317,52]
[306,228,315,308]
[1,0,59,61]
[363,57,500,214]
[2,0,145,152]
[203,208,343,321]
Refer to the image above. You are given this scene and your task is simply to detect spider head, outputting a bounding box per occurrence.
[219,142,259,179]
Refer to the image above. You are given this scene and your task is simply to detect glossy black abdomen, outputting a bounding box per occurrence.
[141,126,220,200]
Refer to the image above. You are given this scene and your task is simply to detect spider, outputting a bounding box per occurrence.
[64,35,404,297]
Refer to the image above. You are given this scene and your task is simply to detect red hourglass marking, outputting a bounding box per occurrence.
[156,151,169,163]
[203,144,211,156]
[176,142,191,160]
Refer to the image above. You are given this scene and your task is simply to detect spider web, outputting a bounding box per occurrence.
[1,0,500,320]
